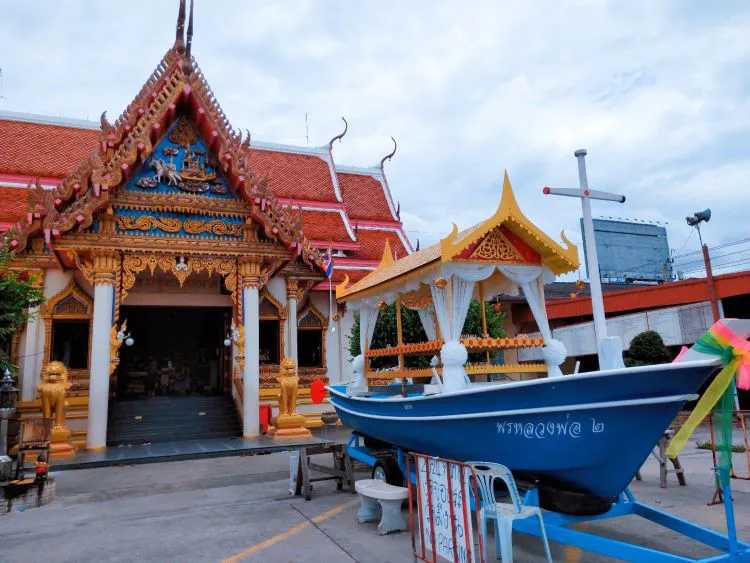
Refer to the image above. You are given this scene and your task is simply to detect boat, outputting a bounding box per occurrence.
[329,358,717,500]
[328,173,745,503]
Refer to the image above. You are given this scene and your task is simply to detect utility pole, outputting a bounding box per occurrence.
[686,210,720,321]
[544,149,627,370]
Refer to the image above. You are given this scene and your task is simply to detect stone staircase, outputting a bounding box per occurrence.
[107,395,242,446]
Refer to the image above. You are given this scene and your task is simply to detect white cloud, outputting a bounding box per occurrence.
[1,0,748,277]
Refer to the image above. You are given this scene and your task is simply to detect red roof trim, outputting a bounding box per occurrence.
[516,269,750,323]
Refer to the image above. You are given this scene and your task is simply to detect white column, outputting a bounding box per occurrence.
[86,282,114,450]
[20,307,42,401]
[286,284,298,365]
[243,285,260,438]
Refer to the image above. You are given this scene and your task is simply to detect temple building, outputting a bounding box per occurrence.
[0,2,410,449]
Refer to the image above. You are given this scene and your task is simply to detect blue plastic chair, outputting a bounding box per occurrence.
[467,461,552,563]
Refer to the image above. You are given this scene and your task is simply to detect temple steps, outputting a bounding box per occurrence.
[107,395,242,446]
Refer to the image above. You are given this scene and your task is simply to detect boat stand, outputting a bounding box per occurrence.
[513,488,750,562]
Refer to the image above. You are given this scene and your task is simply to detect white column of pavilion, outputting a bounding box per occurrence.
[19,270,44,401]
[86,252,119,450]
[240,259,262,438]
[286,278,299,366]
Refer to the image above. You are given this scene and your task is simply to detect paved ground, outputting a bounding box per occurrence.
[1,429,749,562]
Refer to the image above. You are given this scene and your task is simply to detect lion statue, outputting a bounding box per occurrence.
[38,361,72,429]
[276,358,299,418]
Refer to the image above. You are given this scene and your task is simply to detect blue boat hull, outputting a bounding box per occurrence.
[329,360,717,499]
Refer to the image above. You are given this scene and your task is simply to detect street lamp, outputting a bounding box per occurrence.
[685,209,719,321]
[0,368,19,457]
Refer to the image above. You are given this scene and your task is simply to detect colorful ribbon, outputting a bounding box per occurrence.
[666,321,750,464]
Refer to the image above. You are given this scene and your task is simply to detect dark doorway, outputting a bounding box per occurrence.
[108,306,240,446]
[116,306,231,399]
[51,320,90,369]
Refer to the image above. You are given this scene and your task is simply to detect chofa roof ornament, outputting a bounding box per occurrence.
[379,136,397,170]
[327,117,348,151]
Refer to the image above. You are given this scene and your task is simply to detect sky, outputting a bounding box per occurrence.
[1,1,749,279]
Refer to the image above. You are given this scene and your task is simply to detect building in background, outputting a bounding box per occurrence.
[581,218,672,283]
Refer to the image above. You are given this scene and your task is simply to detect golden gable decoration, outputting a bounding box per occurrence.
[470,227,523,262]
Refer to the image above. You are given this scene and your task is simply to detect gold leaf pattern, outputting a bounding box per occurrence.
[470,228,523,261]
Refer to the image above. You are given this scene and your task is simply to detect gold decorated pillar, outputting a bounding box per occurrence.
[285,278,300,366]
[86,251,120,450]
[239,258,262,438]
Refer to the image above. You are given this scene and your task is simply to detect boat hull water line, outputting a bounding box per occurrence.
[329,359,717,501]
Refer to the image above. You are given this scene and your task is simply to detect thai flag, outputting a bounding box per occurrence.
[323,246,334,278]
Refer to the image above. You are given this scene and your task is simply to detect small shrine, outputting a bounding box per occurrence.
[336,172,580,389]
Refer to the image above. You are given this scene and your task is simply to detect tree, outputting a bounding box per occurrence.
[0,245,45,374]
[625,330,670,367]
[347,300,506,368]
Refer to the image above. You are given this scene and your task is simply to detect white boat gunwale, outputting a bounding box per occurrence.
[329,393,698,422]
[328,358,718,404]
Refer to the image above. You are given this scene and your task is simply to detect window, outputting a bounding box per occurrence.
[297,308,325,368]
[51,320,89,369]
[259,319,280,364]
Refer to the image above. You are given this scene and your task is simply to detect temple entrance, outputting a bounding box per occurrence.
[116,306,231,399]
[107,306,240,445]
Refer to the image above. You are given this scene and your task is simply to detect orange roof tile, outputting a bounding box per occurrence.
[250,149,337,202]
[338,172,395,221]
[0,119,98,179]
[299,210,352,242]
[356,229,407,261]
[0,187,27,223]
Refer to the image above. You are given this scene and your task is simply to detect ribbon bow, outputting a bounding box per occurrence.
[666,320,750,461]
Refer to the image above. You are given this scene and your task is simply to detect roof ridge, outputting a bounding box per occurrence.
[0,110,99,131]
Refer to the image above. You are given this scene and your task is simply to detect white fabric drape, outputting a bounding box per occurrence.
[430,276,474,392]
[359,305,379,355]
[416,307,437,341]
[348,305,379,393]
[498,265,566,377]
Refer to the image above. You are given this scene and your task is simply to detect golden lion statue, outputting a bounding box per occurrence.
[38,361,71,429]
[37,361,75,458]
[271,358,310,438]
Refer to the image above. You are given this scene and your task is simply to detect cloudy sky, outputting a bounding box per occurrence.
[1,1,749,278]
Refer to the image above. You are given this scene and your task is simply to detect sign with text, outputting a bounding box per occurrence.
[411,454,482,563]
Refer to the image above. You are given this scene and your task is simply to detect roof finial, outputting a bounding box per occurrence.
[174,0,186,52]
[415,238,420,251]
[185,0,195,60]
[327,117,348,150]
[380,136,397,170]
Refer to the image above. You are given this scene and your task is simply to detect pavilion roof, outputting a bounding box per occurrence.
[336,172,579,302]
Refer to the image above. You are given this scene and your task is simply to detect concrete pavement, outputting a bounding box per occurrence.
[1,431,749,562]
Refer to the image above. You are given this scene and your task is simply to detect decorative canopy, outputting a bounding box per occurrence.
[336,172,579,304]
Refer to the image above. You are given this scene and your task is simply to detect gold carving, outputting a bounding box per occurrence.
[116,214,243,238]
[91,251,121,284]
[38,361,75,459]
[239,259,262,289]
[270,358,311,439]
[117,215,181,233]
[183,219,242,237]
[110,320,127,376]
[470,228,523,262]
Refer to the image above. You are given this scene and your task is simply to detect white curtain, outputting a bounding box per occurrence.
[416,306,437,341]
[348,304,379,393]
[359,305,379,355]
[498,265,566,377]
[430,275,474,392]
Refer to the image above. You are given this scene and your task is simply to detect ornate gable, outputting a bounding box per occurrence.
[7,2,324,273]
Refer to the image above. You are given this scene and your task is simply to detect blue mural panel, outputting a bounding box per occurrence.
[125,116,234,199]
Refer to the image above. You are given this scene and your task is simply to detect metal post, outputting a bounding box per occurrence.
[0,417,8,455]
[701,243,721,322]
[575,149,608,341]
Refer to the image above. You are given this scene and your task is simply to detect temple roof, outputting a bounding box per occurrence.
[337,173,579,302]
[0,2,411,281]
